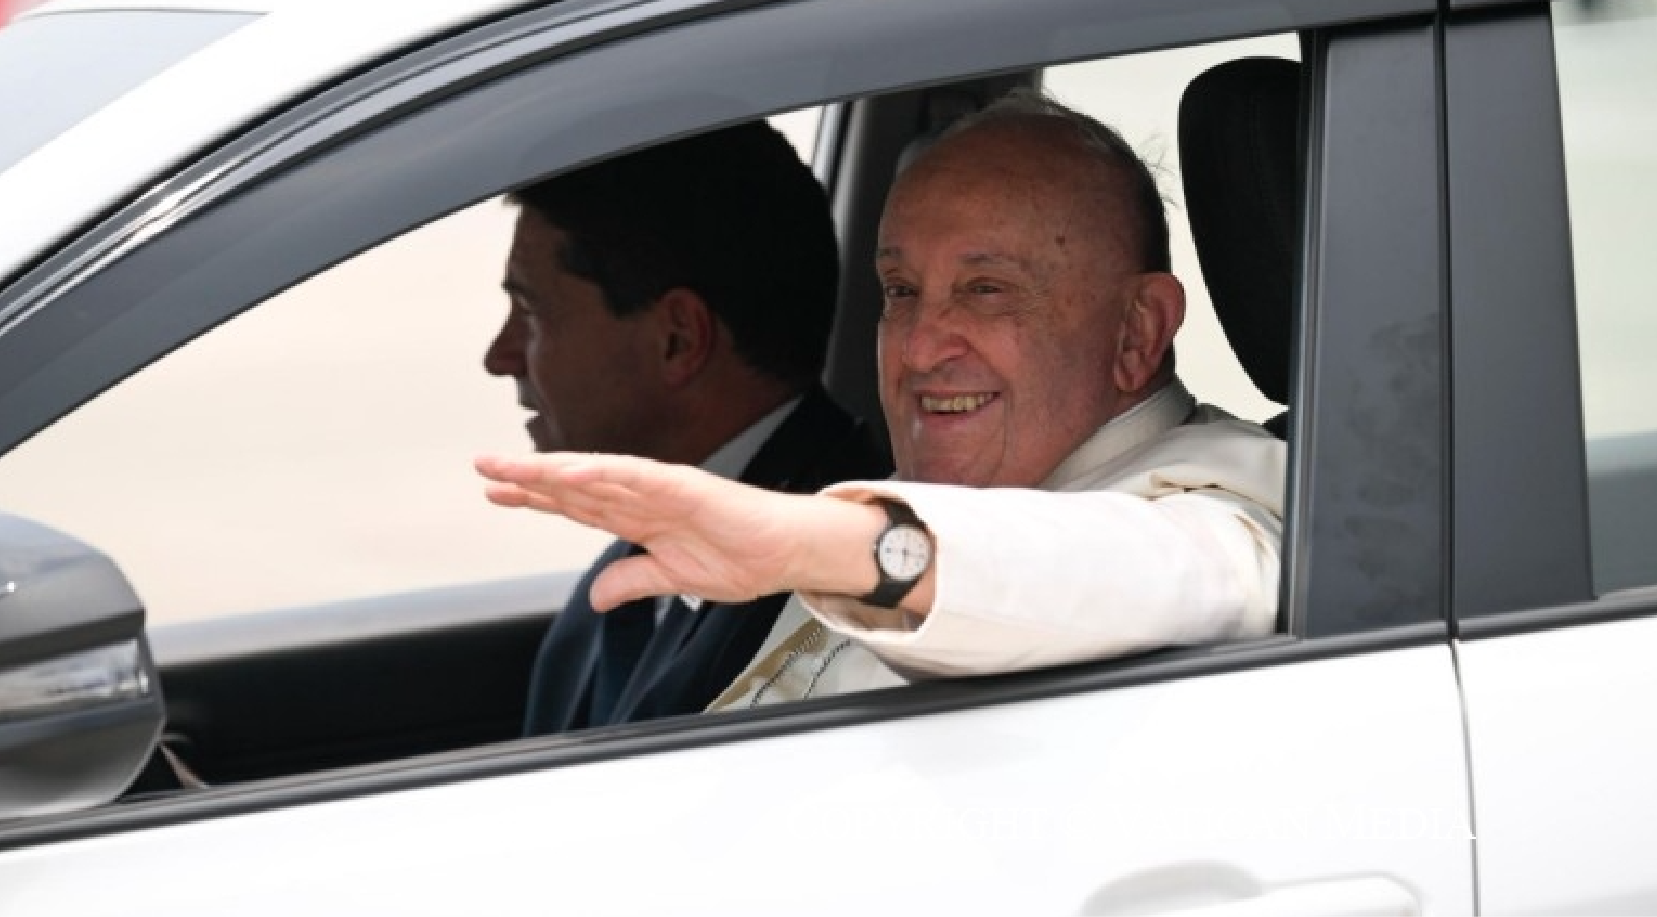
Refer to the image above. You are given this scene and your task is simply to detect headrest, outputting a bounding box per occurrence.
[1178,57,1302,406]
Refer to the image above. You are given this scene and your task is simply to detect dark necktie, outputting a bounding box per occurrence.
[586,548,657,726]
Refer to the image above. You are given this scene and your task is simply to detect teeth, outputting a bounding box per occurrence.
[920,393,994,414]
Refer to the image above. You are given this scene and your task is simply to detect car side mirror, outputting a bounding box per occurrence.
[0,512,163,820]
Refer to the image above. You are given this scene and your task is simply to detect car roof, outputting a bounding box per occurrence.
[0,0,528,282]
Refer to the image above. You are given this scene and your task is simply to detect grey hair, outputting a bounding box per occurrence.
[936,90,1172,274]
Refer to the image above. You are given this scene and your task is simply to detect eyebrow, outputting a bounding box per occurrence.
[961,252,1031,270]
[874,247,1031,272]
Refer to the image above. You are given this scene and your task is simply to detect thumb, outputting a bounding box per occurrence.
[590,554,679,612]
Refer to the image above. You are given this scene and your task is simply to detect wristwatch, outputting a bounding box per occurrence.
[859,498,933,608]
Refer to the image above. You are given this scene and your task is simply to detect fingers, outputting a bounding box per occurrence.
[475,451,678,488]
[482,482,566,513]
[483,480,661,545]
[475,453,605,486]
[477,451,718,496]
[476,453,632,522]
[589,554,682,612]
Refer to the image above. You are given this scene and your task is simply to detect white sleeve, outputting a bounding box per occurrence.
[797,482,1281,677]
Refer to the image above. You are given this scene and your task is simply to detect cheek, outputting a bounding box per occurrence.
[523,331,574,398]
[964,323,1030,390]
[875,326,907,398]
[1003,326,1105,414]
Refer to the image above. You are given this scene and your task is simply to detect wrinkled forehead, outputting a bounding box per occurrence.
[880,126,1137,266]
[911,117,1123,190]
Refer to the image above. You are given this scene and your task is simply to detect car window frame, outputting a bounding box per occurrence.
[0,0,1447,847]
[1289,18,1449,638]
[1441,1,1657,641]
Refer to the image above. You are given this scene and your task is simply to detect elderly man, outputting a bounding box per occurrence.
[488,122,887,731]
[478,96,1285,708]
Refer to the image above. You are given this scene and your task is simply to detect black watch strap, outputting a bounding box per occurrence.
[859,498,932,609]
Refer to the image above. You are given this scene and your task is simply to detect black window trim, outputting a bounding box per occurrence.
[1447,1,1657,638]
[0,0,1446,847]
[1444,2,1602,631]
[1458,586,1657,641]
[1287,16,1449,638]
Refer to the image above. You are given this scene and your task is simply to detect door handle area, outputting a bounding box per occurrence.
[1158,877,1420,917]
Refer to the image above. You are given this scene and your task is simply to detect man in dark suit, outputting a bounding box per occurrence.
[485,122,888,733]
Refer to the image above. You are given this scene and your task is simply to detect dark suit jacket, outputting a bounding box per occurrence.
[522,386,890,735]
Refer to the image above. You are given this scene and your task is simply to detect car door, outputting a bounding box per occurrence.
[1445,2,1657,913]
[0,0,1476,913]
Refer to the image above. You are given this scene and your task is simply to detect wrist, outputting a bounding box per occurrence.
[859,498,934,609]
[785,494,888,596]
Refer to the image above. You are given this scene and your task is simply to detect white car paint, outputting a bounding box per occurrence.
[0,646,1473,916]
[0,0,524,279]
[1459,614,1657,915]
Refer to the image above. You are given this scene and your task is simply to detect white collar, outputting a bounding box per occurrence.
[699,395,802,481]
[1040,378,1196,490]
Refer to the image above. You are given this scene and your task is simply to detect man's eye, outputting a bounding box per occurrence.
[512,297,550,325]
[967,282,1003,296]
[879,284,918,318]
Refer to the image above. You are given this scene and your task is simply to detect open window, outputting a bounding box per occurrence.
[0,0,1446,831]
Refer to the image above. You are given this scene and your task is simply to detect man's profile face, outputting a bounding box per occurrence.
[875,126,1143,486]
[486,208,664,454]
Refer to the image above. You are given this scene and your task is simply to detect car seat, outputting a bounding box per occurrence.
[1178,56,1303,438]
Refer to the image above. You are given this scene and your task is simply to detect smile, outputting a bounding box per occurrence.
[919,393,997,414]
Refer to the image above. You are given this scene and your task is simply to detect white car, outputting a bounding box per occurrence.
[0,0,1654,913]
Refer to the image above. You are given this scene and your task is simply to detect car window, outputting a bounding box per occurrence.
[1044,34,1300,424]
[0,42,1312,638]
[1554,0,1657,593]
[0,110,822,626]
[0,10,257,175]
[0,0,1468,854]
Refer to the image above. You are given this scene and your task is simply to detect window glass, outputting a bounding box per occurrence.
[1555,0,1657,593]
[0,200,607,625]
[0,108,821,625]
[1045,34,1301,424]
[768,107,822,161]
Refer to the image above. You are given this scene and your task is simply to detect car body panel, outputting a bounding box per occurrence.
[0,646,1474,915]
[0,0,527,279]
[1459,616,1657,914]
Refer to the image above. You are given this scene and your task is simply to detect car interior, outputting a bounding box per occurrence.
[21,10,1654,807]
[45,10,1641,800]
[103,45,1318,795]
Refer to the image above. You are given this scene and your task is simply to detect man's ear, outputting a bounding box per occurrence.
[651,286,717,388]
[1113,272,1186,394]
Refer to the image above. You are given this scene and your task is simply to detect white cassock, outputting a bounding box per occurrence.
[708,378,1286,711]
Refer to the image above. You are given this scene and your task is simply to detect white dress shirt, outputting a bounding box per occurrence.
[709,379,1286,709]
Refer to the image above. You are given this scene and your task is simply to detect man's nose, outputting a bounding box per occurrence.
[899,297,970,373]
[483,314,526,378]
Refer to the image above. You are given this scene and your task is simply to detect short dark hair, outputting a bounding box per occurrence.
[943,92,1172,274]
[509,122,838,386]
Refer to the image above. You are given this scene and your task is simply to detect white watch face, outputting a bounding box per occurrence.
[877,525,932,579]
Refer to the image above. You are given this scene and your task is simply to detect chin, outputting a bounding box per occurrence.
[906,458,986,487]
[526,421,560,453]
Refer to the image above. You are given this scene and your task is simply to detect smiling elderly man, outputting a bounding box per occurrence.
[477,94,1286,709]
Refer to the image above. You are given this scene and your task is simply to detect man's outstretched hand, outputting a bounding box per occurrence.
[475,453,888,612]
